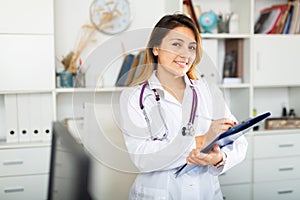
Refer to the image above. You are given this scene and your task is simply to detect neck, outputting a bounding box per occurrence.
[156,70,186,90]
[156,69,186,103]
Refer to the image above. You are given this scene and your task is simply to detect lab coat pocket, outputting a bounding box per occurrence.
[133,186,168,200]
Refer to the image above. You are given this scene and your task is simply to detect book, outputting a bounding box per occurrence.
[289,0,300,34]
[223,39,243,81]
[282,4,294,34]
[255,6,282,34]
[174,112,271,178]
[268,3,288,34]
[254,11,272,34]
[124,50,144,86]
[132,51,145,82]
[183,0,201,32]
[115,54,135,86]
[274,2,291,34]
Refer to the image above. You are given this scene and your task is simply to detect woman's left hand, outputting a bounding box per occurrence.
[186,144,223,166]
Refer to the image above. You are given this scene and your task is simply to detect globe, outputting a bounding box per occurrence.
[199,11,218,33]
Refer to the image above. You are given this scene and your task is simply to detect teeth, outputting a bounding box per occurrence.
[176,61,187,65]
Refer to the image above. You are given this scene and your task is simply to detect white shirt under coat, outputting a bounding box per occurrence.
[119,71,248,200]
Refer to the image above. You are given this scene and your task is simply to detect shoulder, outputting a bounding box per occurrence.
[120,85,144,105]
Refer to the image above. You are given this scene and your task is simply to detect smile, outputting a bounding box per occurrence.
[175,61,188,68]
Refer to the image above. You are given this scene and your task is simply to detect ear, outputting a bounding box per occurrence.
[152,46,159,56]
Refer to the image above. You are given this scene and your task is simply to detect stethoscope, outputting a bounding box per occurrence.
[139,80,198,141]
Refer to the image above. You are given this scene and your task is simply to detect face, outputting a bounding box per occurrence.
[153,26,197,78]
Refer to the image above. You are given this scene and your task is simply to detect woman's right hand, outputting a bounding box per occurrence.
[204,118,236,146]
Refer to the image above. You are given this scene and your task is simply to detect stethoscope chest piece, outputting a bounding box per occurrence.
[181,123,195,136]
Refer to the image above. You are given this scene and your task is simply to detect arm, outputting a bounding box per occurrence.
[120,88,193,172]
[187,118,248,176]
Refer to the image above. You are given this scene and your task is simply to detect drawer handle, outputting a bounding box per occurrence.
[4,187,24,193]
[277,190,293,195]
[279,166,294,171]
[3,160,24,166]
[278,144,294,148]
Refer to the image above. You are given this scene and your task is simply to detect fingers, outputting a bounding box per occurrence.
[186,149,207,165]
[187,145,222,166]
[212,118,237,133]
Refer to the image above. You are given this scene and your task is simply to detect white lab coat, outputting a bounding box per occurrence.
[119,71,248,200]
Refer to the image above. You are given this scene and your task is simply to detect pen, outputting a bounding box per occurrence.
[198,115,213,121]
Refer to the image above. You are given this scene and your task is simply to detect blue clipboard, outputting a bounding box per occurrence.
[175,111,271,178]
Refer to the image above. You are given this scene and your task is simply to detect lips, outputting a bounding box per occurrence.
[175,60,188,68]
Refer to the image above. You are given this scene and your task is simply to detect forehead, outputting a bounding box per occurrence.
[163,26,196,43]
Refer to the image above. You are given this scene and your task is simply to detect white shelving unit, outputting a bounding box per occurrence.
[1,0,300,199]
[194,0,300,199]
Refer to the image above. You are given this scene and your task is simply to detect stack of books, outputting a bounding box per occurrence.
[115,50,145,87]
[255,1,300,34]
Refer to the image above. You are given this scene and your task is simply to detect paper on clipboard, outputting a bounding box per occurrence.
[175,111,271,178]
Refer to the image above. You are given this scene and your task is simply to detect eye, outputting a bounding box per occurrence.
[189,45,197,51]
[172,42,181,47]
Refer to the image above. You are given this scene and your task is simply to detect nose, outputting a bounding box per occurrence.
[178,46,192,60]
[179,54,190,63]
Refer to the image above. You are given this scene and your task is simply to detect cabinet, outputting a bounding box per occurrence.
[0,0,54,199]
[193,0,300,199]
[253,35,300,86]
[253,130,300,200]
[0,143,50,200]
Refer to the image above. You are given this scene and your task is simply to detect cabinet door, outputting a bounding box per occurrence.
[221,184,252,200]
[0,35,55,91]
[253,180,300,200]
[0,0,53,34]
[254,156,300,182]
[253,36,300,86]
[219,160,252,185]
[253,133,300,159]
[0,147,50,176]
[0,175,48,200]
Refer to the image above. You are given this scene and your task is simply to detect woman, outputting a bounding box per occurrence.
[119,14,248,200]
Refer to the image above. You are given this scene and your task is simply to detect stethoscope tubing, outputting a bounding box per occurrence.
[139,80,198,140]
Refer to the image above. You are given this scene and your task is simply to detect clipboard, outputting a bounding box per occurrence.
[175,111,271,178]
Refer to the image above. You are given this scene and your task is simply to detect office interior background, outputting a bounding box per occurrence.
[1,0,300,199]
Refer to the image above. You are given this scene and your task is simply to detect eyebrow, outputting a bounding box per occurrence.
[169,38,197,45]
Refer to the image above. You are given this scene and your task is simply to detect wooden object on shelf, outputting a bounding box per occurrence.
[265,117,300,130]
[223,39,243,83]
[183,0,201,32]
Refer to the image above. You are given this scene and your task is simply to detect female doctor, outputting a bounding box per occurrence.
[119,14,248,200]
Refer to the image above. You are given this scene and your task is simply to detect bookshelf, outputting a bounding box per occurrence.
[194,0,300,199]
[0,0,300,199]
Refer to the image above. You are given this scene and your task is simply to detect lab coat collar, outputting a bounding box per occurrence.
[147,71,194,90]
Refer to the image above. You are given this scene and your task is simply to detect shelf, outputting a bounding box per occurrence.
[219,83,251,89]
[254,34,300,38]
[253,84,300,88]
[0,141,51,149]
[0,89,53,95]
[253,128,300,136]
[201,33,251,39]
[55,87,124,93]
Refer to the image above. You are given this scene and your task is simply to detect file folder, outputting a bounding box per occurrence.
[17,94,31,142]
[40,93,53,141]
[17,94,30,142]
[4,94,19,143]
[175,112,271,177]
[29,94,42,142]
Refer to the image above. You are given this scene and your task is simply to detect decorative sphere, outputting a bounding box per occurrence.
[199,11,218,33]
